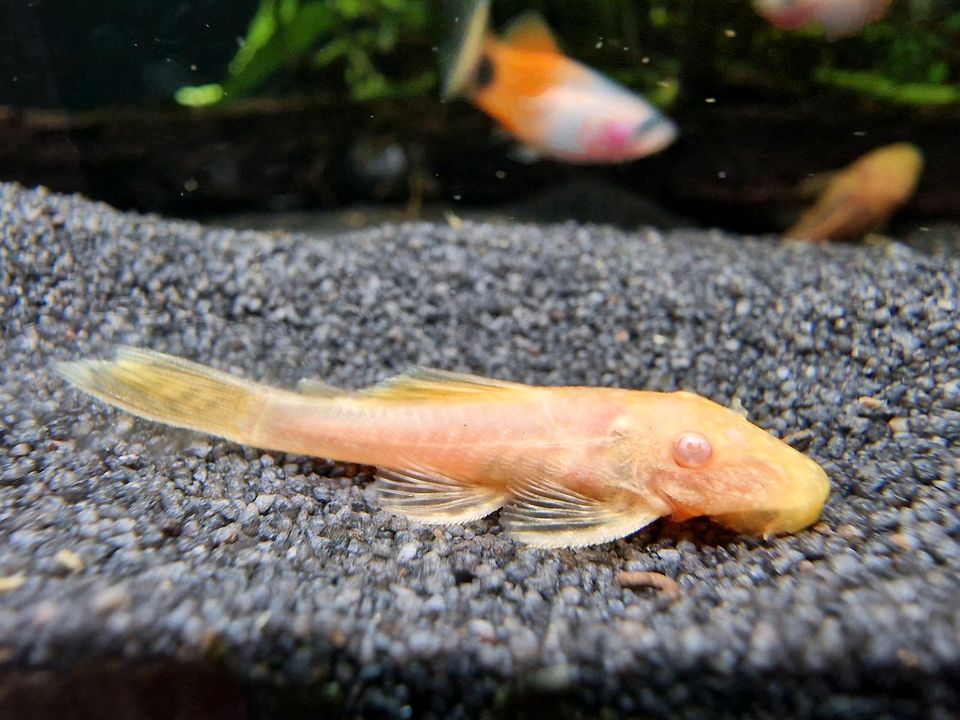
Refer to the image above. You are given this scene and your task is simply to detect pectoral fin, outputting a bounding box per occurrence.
[501,477,662,548]
[507,143,543,164]
[795,170,838,199]
[784,191,869,242]
[376,466,509,524]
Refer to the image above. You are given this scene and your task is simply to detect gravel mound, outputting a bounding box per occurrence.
[1,183,958,719]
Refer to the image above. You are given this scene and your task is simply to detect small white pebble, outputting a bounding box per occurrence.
[93,585,131,613]
[0,575,26,593]
[55,549,85,573]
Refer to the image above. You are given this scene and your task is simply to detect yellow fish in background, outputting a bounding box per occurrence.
[57,347,829,548]
[785,142,924,242]
[443,0,678,164]
[753,0,892,40]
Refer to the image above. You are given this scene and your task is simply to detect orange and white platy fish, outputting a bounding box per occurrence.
[57,347,829,548]
[753,0,892,40]
[443,0,677,164]
[785,142,923,242]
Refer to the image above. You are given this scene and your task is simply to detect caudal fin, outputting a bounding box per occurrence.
[55,346,284,447]
[442,0,491,100]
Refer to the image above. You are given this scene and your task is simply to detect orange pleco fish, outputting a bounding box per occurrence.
[57,347,829,548]
[753,0,891,40]
[443,1,677,164]
[785,142,924,242]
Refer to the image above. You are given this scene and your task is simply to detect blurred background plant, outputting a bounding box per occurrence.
[176,0,436,106]
[3,0,958,225]
[174,0,960,110]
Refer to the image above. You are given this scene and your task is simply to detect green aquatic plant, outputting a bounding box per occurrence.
[175,0,960,110]
[813,68,960,105]
[809,7,960,106]
[176,0,435,106]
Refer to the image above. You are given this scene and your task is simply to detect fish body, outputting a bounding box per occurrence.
[444,1,677,164]
[754,0,891,39]
[57,348,829,548]
[785,142,924,242]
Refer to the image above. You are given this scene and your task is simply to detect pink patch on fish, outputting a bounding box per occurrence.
[767,8,814,28]
[599,122,633,153]
[759,1,818,29]
[581,121,633,161]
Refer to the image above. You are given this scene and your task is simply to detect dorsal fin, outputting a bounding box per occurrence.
[296,378,348,397]
[795,170,839,200]
[359,367,529,401]
[501,11,560,53]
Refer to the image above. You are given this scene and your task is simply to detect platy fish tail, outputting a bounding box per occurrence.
[55,347,276,447]
[442,0,491,99]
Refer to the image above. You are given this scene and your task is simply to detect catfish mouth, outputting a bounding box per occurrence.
[711,499,825,536]
[710,508,783,535]
[657,448,829,537]
[701,458,828,536]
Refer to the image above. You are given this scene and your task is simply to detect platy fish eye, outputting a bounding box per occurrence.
[672,432,713,468]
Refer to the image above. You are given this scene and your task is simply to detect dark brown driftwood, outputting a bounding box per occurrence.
[0,96,956,228]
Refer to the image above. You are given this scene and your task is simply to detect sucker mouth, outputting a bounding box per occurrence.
[711,499,824,535]
[710,509,780,534]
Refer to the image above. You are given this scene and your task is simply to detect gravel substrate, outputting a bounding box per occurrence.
[1,182,958,719]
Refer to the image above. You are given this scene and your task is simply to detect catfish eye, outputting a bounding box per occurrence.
[673,432,713,468]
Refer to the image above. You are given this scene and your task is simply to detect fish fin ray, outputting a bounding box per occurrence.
[502,11,560,54]
[501,477,661,548]
[376,467,508,524]
[360,367,529,401]
[296,378,348,397]
[442,0,491,99]
[508,143,542,164]
[784,191,865,241]
[55,346,273,446]
[795,170,838,199]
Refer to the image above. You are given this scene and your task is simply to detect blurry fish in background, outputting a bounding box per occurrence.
[753,0,892,40]
[443,0,678,164]
[785,143,923,242]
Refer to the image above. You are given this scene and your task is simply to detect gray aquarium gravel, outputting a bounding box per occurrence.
[1,182,959,719]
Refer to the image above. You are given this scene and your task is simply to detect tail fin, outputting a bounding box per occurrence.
[55,346,285,447]
[442,0,491,100]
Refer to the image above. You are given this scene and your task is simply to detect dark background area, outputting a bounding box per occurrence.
[0,0,957,231]
[0,0,257,110]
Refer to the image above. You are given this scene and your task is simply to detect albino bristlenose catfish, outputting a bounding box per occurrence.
[785,143,924,242]
[56,347,830,548]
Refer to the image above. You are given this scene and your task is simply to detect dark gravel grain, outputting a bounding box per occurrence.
[1,183,958,719]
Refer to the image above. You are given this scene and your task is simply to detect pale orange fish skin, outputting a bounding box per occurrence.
[785,143,924,242]
[56,348,830,548]
[276,388,827,529]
